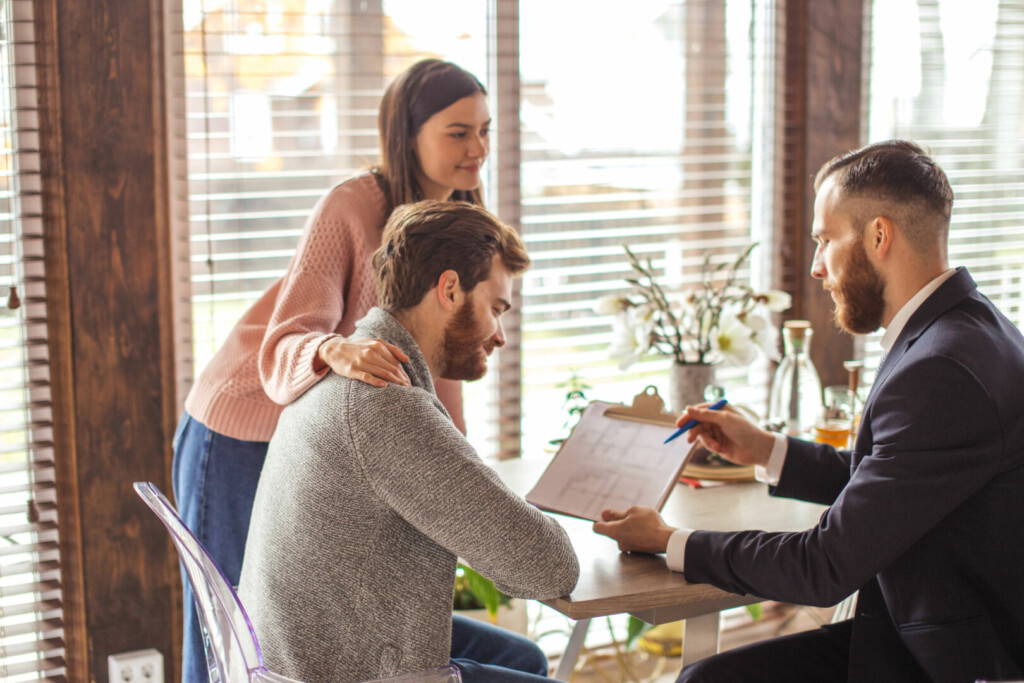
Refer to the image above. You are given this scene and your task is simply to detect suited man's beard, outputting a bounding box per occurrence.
[832,242,886,335]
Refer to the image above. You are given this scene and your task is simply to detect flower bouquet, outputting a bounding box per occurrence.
[596,243,791,372]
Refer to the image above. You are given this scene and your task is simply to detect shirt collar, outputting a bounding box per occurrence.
[880,268,958,354]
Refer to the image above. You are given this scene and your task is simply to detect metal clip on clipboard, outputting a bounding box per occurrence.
[602,385,677,427]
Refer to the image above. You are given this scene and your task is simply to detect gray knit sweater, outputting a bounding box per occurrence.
[239,307,579,683]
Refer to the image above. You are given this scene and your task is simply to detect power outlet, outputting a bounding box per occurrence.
[107,648,164,683]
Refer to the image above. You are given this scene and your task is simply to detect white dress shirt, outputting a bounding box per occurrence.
[665,268,958,573]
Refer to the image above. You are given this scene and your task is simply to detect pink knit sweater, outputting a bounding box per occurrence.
[184,173,461,442]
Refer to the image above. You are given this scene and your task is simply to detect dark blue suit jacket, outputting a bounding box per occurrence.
[684,268,1024,682]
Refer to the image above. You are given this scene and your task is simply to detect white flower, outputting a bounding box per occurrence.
[609,311,644,370]
[594,295,632,315]
[743,309,781,362]
[762,290,792,313]
[711,313,759,367]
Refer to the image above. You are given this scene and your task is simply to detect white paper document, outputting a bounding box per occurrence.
[526,401,691,521]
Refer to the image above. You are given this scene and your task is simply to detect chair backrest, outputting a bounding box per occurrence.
[134,482,461,683]
[135,481,280,682]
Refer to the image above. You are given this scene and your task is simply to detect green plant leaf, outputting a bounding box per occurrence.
[625,615,654,648]
[458,564,507,618]
[745,602,763,621]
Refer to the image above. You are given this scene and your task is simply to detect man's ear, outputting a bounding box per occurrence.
[866,216,895,260]
[433,269,462,311]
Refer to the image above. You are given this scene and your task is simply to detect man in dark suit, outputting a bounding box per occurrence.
[594,140,1024,683]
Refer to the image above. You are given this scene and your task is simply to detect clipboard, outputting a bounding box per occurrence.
[526,386,704,521]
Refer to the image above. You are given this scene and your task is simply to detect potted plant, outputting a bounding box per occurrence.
[453,563,529,635]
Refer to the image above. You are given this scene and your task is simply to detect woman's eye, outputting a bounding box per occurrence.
[480,128,490,137]
[449,132,466,139]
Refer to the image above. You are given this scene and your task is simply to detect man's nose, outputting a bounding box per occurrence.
[810,248,826,280]
[492,319,506,348]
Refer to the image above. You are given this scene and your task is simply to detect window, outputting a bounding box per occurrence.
[173,0,781,661]
[178,0,486,377]
[176,0,780,459]
[517,0,781,456]
[0,0,66,679]
[864,0,1024,371]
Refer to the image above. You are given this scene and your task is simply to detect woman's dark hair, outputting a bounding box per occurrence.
[374,59,487,210]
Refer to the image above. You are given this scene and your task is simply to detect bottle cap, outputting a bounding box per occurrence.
[783,319,812,339]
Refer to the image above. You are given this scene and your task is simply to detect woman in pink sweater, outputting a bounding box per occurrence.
[173,60,549,683]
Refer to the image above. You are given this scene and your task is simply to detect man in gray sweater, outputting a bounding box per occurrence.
[239,200,580,683]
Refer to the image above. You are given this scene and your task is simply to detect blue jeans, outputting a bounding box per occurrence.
[450,613,550,681]
[172,413,269,683]
[171,413,550,682]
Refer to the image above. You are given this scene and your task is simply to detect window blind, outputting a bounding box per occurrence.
[171,0,784,663]
[863,0,1024,378]
[0,0,66,679]
[175,0,487,374]
[517,0,782,456]
[173,0,781,462]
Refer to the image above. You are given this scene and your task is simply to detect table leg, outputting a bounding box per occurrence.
[553,618,590,681]
[682,612,720,667]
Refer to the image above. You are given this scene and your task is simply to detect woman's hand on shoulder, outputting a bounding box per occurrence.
[316,337,411,388]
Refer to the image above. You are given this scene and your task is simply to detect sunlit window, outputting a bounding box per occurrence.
[180,1,777,459]
[865,0,1024,372]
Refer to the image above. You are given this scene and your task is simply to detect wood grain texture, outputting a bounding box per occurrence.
[37,0,182,679]
[493,458,824,621]
[779,0,866,386]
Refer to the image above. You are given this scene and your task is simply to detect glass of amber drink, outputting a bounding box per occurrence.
[814,386,854,448]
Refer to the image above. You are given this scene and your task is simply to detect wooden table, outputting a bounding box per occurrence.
[491,458,826,679]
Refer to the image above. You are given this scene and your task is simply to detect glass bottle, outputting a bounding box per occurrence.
[768,320,823,438]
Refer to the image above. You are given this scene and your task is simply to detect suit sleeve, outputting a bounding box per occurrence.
[351,387,580,600]
[769,437,853,506]
[684,354,1005,607]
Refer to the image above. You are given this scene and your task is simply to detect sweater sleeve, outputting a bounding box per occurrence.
[258,195,366,406]
[352,386,580,600]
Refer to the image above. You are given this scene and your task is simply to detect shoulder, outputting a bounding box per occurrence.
[313,173,388,227]
[915,294,1024,374]
[346,381,464,450]
[349,380,446,423]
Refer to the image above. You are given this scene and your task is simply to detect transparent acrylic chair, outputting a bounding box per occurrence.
[133,482,461,683]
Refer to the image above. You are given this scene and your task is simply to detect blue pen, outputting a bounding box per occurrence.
[663,398,729,444]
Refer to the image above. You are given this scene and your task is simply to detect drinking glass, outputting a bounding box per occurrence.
[813,386,855,449]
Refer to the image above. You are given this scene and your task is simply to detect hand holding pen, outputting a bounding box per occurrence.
[669,399,777,468]
[664,398,729,443]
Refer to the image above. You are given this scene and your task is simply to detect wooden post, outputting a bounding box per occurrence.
[34,0,181,679]
[778,0,866,386]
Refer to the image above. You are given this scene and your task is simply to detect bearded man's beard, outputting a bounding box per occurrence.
[440,299,493,381]
[833,241,886,334]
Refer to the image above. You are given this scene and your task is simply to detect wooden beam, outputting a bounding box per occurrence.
[35,0,181,680]
[778,0,865,386]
